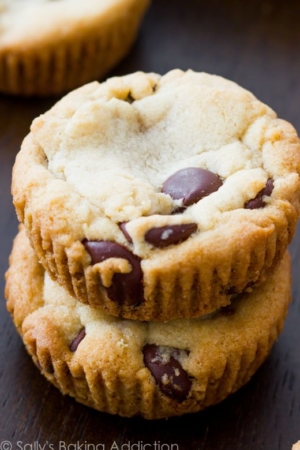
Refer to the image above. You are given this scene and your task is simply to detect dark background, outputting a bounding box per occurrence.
[1,0,300,448]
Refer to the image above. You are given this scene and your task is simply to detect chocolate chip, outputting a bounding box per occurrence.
[83,240,143,306]
[69,328,86,352]
[264,178,274,196]
[245,178,274,209]
[143,344,191,402]
[119,222,133,243]
[162,167,223,206]
[145,223,197,248]
[171,206,186,214]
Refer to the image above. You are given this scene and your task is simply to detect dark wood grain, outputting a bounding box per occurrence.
[1,0,300,448]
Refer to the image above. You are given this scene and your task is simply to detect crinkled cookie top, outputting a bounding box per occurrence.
[30,69,300,256]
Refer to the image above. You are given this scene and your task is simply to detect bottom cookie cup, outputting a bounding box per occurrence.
[5,228,292,419]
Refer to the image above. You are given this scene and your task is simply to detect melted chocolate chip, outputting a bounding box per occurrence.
[145,223,197,248]
[119,222,133,243]
[143,344,191,402]
[162,167,223,206]
[69,328,86,352]
[83,240,143,306]
[245,178,274,209]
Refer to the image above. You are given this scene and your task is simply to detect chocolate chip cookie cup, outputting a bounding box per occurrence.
[12,70,300,321]
[0,0,150,96]
[5,228,292,419]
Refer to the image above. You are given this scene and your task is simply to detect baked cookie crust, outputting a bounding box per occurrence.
[0,0,150,95]
[5,228,292,419]
[12,70,300,320]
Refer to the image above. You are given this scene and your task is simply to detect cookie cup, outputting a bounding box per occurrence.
[0,0,150,96]
[12,71,300,320]
[5,227,292,419]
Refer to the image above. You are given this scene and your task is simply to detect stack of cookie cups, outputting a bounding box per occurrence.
[6,70,300,419]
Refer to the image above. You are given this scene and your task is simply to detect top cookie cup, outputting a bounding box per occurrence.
[12,70,300,321]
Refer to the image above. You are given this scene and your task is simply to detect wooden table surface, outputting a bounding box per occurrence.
[1,0,300,448]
